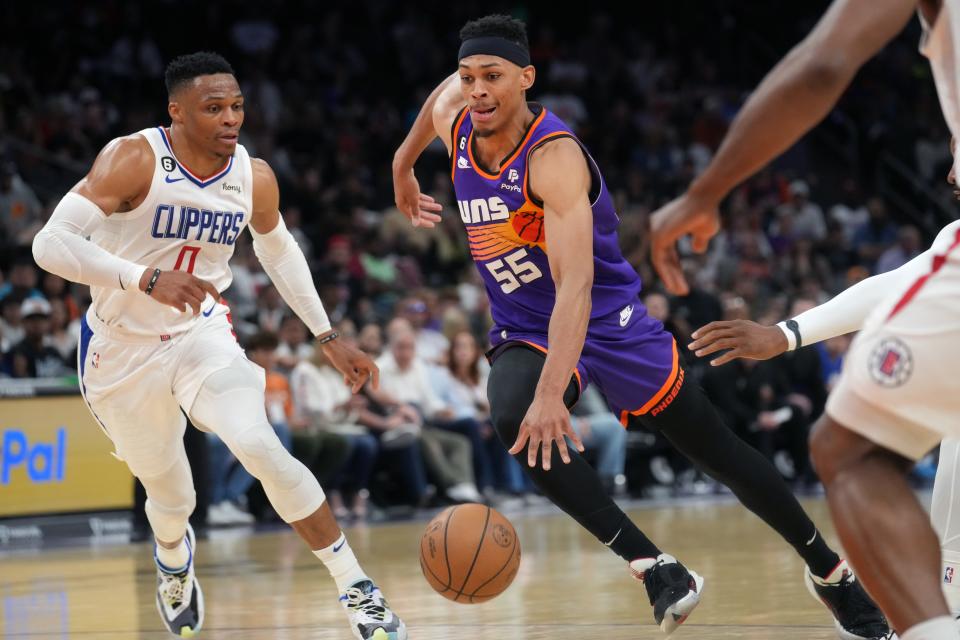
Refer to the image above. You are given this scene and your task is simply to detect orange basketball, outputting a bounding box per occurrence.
[419,504,521,604]
[511,208,545,243]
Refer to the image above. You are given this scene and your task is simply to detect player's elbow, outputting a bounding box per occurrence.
[791,42,854,93]
[31,227,55,274]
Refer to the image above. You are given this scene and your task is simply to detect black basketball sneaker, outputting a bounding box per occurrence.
[805,560,890,639]
[630,553,705,636]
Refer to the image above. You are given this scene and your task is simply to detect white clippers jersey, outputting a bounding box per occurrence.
[89,126,253,338]
[921,1,960,169]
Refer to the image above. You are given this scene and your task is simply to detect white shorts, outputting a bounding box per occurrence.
[827,250,960,461]
[77,301,254,478]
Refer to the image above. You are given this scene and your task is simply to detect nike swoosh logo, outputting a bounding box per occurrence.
[165,175,185,183]
[201,304,216,317]
[333,539,345,553]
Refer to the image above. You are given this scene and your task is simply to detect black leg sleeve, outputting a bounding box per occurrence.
[634,376,840,577]
[488,345,661,562]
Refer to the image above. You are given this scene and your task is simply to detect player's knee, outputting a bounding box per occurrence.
[234,425,302,490]
[490,404,524,447]
[809,415,874,484]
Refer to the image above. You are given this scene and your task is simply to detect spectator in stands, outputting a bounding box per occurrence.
[852,197,898,269]
[378,319,484,502]
[0,162,42,248]
[290,342,383,522]
[570,386,628,495]
[395,295,448,364]
[5,297,69,378]
[876,225,922,274]
[274,314,312,371]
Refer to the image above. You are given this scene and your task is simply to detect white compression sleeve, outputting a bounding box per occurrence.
[777,248,935,349]
[32,192,147,291]
[249,215,332,336]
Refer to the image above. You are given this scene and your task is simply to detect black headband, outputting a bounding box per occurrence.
[458,36,530,68]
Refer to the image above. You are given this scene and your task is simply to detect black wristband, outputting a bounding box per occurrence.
[785,319,802,350]
[144,268,161,296]
[318,331,340,345]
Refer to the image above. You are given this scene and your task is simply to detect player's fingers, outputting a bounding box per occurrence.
[694,337,736,357]
[508,428,529,456]
[527,433,542,468]
[555,432,571,465]
[690,321,727,340]
[196,278,220,301]
[710,349,742,367]
[563,419,585,452]
[350,369,368,393]
[652,243,689,296]
[688,328,736,352]
[691,229,712,253]
[419,209,442,222]
[184,289,203,314]
[541,439,553,471]
[369,361,380,390]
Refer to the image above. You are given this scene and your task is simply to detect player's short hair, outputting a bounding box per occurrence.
[459,14,529,51]
[164,52,235,96]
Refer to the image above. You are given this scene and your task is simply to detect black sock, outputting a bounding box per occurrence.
[638,377,841,575]
[488,346,661,563]
[796,530,842,579]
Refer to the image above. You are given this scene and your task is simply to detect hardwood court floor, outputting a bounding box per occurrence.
[1,498,852,639]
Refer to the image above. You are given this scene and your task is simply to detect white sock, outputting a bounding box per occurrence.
[314,532,370,594]
[155,536,190,571]
[901,616,960,640]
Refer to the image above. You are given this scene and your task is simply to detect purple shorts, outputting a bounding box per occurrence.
[488,300,682,425]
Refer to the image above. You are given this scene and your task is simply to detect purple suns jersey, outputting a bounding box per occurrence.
[450,104,641,342]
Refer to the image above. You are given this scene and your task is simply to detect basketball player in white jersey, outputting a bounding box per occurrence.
[31,52,406,640]
[684,137,960,627]
[650,1,960,638]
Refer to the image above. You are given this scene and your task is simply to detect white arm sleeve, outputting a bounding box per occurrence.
[32,192,147,291]
[778,247,934,348]
[249,215,332,336]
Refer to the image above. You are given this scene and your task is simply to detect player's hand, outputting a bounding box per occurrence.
[509,393,584,471]
[393,168,442,228]
[321,336,380,393]
[140,269,220,314]
[688,320,788,366]
[649,191,721,295]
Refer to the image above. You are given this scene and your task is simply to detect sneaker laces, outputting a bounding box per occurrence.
[158,570,190,609]
[341,586,388,623]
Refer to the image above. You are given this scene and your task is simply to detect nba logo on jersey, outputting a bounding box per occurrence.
[507,169,519,183]
[946,567,955,584]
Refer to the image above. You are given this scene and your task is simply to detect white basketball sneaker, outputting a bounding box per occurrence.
[154,523,204,637]
[340,579,407,640]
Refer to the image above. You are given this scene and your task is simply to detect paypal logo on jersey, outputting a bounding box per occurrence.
[1,428,66,484]
[151,204,245,245]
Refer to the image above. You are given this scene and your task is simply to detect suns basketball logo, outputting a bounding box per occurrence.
[868,337,913,387]
[511,207,545,243]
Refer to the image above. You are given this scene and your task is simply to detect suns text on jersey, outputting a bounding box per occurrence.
[150,204,245,245]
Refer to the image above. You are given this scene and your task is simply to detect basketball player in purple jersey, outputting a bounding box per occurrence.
[393,14,887,638]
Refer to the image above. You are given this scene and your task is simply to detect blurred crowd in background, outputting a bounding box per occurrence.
[0,1,949,525]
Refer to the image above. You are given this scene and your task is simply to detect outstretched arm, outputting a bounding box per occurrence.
[248,159,378,392]
[508,138,589,470]
[392,73,463,228]
[689,246,934,366]
[33,135,218,313]
[650,0,918,294]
